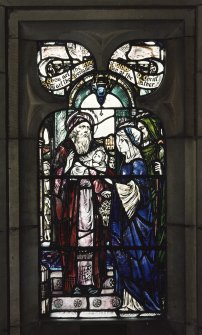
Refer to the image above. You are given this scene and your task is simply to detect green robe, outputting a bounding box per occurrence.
[141,142,165,271]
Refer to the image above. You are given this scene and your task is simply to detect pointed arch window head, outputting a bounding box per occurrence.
[38,40,166,319]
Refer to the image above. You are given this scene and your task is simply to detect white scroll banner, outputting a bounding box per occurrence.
[41,71,71,91]
[135,72,163,89]
[72,60,94,81]
[40,60,94,91]
[109,61,135,84]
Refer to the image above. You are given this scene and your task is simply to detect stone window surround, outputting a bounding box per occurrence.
[0,4,202,335]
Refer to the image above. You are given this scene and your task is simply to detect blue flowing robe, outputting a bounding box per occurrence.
[110,158,160,312]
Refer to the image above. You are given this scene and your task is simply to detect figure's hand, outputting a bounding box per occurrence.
[89,169,97,175]
[154,161,162,175]
[71,162,88,176]
[80,179,91,187]
[64,150,74,173]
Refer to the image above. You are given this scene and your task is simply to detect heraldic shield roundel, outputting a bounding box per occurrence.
[38,40,166,319]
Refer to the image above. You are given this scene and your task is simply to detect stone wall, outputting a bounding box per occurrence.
[0,2,202,335]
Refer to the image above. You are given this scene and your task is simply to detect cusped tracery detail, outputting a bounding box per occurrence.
[109,41,165,96]
[37,41,96,96]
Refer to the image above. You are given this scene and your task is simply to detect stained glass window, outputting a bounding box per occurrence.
[38,40,166,319]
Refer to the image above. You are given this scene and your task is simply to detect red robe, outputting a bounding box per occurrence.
[52,138,109,294]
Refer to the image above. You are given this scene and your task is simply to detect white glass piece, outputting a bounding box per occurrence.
[101,289,114,294]
[111,43,130,60]
[43,161,50,178]
[144,41,156,45]
[41,241,50,247]
[50,271,62,278]
[139,313,161,317]
[40,181,43,209]
[94,116,114,138]
[81,93,122,108]
[41,271,45,282]
[41,265,48,281]
[43,179,50,195]
[50,312,78,318]
[41,299,49,314]
[128,45,160,60]
[43,128,49,145]
[41,45,69,60]
[140,89,151,96]
[89,296,122,310]
[41,300,46,314]
[79,311,117,318]
[67,42,90,61]
[53,89,64,95]
[119,312,139,318]
[44,42,55,46]
[81,94,122,138]
[40,215,43,240]
[161,49,165,60]
[37,51,41,64]
[52,297,87,310]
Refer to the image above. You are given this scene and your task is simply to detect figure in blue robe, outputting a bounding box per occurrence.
[110,125,160,312]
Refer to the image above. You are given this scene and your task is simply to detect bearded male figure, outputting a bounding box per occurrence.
[52,111,109,295]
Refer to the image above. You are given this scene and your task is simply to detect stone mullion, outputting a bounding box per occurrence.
[0,5,8,335]
[197,6,202,335]
[8,20,21,335]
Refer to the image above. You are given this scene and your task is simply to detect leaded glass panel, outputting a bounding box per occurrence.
[38,40,166,319]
